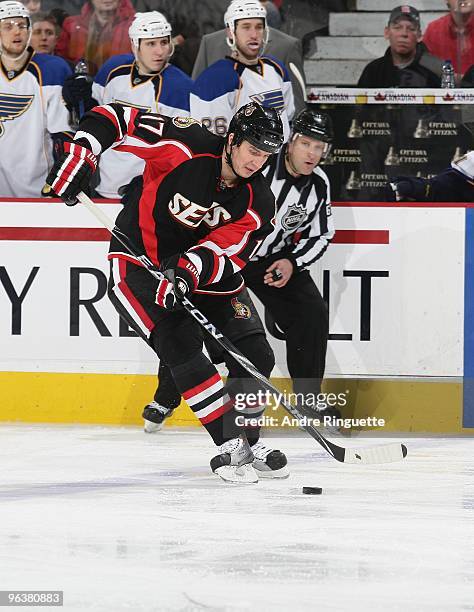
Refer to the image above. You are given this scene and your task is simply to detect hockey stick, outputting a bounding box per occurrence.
[289,62,308,104]
[77,192,407,465]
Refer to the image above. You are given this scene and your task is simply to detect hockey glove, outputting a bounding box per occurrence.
[155,277,178,310]
[385,176,430,202]
[41,142,98,205]
[62,74,97,114]
[165,254,200,296]
[155,255,200,310]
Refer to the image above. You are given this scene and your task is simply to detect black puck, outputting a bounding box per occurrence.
[271,269,283,281]
[302,486,322,495]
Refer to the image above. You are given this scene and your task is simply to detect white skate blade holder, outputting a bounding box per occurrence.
[214,464,258,483]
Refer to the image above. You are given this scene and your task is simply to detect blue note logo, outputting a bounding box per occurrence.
[0,93,34,137]
[250,90,284,111]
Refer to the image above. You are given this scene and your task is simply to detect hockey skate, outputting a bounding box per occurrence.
[210,435,258,483]
[251,440,289,479]
[142,401,174,433]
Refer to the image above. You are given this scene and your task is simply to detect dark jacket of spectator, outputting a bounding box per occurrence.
[423,11,474,75]
[56,0,135,73]
[357,43,442,88]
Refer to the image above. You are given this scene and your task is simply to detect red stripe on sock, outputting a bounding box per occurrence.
[199,398,234,425]
[182,372,221,401]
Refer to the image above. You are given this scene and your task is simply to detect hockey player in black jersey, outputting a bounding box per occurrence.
[42,101,287,483]
[145,109,338,431]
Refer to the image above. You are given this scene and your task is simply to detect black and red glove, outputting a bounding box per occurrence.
[155,254,200,310]
[41,141,98,205]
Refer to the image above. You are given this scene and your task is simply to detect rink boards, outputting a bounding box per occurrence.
[1,198,473,433]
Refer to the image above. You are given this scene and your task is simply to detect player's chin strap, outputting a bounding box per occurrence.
[74,190,408,465]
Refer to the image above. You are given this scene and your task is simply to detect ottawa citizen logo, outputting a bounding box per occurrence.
[169,193,232,228]
[281,202,306,231]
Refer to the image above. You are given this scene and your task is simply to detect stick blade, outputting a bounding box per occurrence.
[343,443,407,465]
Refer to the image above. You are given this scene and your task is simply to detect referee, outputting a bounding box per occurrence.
[243,108,335,412]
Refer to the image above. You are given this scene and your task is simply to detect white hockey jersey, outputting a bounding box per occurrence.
[253,145,335,269]
[92,55,193,198]
[189,56,295,141]
[0,50,71,197]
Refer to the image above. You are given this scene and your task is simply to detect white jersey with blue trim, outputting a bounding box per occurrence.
[0,50,71,197]
[253,144,335,269]
[189,56,295,142]
[92,54,193,198]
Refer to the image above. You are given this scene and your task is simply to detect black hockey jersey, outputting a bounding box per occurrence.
[76,103,276,294]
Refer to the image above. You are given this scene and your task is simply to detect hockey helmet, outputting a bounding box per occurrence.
[228,102,284,154]
[0,1,30,23]
[224,0,268,48]
[129,11,172,47]
[292,109,334,143]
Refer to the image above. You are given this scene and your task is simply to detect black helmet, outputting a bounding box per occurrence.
[292,109,333,143]
[228,102,284,154]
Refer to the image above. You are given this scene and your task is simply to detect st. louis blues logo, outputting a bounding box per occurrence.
[0,93,34,137]
[250,90,285,111]
[281,202,306,231]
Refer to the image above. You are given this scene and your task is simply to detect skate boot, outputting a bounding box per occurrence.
[210,435,258,483]
[142,401,174,433]
[251,440,289,479]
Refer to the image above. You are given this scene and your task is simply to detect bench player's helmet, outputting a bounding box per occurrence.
[228,102,284,154]
[129,11,173,56]
[224,0,268,52]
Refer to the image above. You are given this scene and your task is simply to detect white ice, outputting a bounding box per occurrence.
[0,425,473,612]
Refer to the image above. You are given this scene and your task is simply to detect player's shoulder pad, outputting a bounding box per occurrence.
[166,116,223,154]
[248,173,276,223]
[160,65,193,110]
[192,59,240,101]
[29,53,72,85]
[261,55,290,81]
[95,54,134,87]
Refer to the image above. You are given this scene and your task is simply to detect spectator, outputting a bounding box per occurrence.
[358,5,442,87]
[90,11,193,198]
[30,11,59,54]
[192,3,306,112]
[190,0,294,140]
[55,0,135,74]
[0,0,71,197]
[423,0,474,76]
[20,0,41,14]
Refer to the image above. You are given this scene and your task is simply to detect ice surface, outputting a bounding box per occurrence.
[0,425,473,611]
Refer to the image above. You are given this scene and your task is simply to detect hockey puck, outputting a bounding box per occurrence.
[271,269,283,281]
[302,486,322,495]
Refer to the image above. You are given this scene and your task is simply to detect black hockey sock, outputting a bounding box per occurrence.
[171,352,242,446]
[153,362,182,410]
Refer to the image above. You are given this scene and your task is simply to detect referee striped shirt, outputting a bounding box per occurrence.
[252,144,335,270]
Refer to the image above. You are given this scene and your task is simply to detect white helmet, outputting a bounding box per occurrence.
[0,1,30,22]
[129,11,172,48]
[224,0,268,50]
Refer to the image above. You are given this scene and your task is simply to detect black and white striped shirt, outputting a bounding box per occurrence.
[252,144,335,270]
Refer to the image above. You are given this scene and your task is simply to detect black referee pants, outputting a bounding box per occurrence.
[243,261,329,398]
